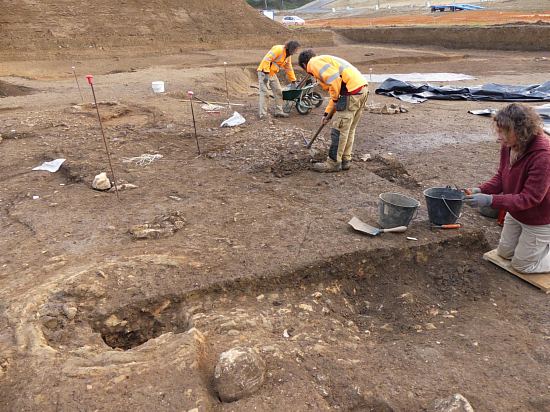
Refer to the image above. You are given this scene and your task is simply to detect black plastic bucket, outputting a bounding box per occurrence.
[423,187,464,225]
[378,192,420,228]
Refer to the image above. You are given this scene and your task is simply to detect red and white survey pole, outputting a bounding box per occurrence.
[188,90,201,155]
[86,74,120,200]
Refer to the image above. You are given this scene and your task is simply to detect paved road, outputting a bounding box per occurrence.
[296,0,339,13]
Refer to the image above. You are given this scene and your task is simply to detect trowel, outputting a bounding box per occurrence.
[348,216,407,236]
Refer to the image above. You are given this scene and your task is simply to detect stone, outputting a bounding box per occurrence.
[380,323,394,332]
[62,303,77,320]
[129,225,174,239]
[398,292,414,304]
[298,303,313,312]
[92,172,111,190]
[104,314,122,327]
[219,320,238,332]
[214,347,266,402]
[110,183,138,191]
[432,393,474,412]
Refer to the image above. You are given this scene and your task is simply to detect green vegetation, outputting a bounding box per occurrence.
[246,0,314,10]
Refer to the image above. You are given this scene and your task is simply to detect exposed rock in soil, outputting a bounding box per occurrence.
[92,172,112,190]
[432,393,475,412]
[214,346,266,402]
[129,210,186,239]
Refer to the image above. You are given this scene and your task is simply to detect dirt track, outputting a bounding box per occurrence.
[1,2,550,411]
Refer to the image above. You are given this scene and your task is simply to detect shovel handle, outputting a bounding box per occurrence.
[306,121,327,149]
[306,110,335,149]
[381,226,408,233]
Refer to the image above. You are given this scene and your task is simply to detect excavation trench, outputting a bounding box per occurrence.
[29,232,543,411]
[38,232,493,354]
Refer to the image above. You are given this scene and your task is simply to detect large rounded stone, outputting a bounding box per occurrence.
[92,172,111,190]
[432,393,474,412]
[213,346,266,402]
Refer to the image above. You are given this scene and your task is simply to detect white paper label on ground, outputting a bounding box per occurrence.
[221,111,245,127]
[363,73,475,83]
[32,158,66,172]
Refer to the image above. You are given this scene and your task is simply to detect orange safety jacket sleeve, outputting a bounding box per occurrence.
[257,45,297,82]
[307,55,367,114]
[282,56,297,82]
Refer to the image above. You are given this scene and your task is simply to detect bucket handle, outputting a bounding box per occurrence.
[412,205,419,221]
[442,196,462,220]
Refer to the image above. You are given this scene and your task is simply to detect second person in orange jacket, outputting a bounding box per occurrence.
[257,40,300,119]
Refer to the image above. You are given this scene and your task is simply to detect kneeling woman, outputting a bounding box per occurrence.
[466,103,550,273]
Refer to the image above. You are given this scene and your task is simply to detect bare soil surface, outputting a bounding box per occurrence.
[0,0,332,61]
[1,4,549,412]
[307,10,550,27]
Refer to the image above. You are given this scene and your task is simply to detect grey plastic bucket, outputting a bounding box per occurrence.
[423,187,464,225]
[378,192,420,228]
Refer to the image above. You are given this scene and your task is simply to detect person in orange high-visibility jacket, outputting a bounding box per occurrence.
[299,49,368,172]
[257,40,300,119]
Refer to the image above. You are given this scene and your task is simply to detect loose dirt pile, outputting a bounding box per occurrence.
[0,0,331,61]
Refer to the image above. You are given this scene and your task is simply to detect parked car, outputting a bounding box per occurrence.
[281,16,305,26]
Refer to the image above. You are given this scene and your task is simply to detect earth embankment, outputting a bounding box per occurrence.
[335,24,550,51]
[0,0,332,61]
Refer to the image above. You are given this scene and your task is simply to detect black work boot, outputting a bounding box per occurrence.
[342,159,352,171]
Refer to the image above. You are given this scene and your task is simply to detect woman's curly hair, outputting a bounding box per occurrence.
[285,40,300,55]
[493,103,544,152]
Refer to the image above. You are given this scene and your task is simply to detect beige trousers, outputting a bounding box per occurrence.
[329,88,369,162]
[258,72,283,117]
[497,213,550,273]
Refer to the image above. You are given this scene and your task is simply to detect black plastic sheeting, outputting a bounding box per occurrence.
[468,105,550,135]
[375,79,550,104]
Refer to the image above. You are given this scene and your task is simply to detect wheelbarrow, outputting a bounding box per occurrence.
[282,81,323,115]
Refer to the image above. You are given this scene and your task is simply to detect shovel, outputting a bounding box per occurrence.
[305,110,335,149]
[348,216,407,236]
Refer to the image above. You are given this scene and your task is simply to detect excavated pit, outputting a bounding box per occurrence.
[0,80,35,98]
[92,300,192,350]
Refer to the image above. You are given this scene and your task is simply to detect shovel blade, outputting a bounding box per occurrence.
[348,216,381,236]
